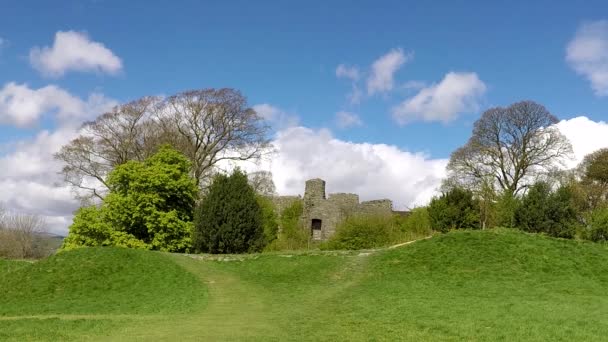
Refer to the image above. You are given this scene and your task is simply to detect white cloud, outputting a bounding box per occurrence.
[29,31,123,77]
[367,48,411,95]
[336,64,360,81]
[556,116,608,168]
[237,126,448,210]
[566,20,608,96]
[335,111,363,129]
[0,128,82,235]
[0,86,115,235]
[0,82,116,127]
[336,64,363,105]
[253,103,299,129]
[392,72,486,125]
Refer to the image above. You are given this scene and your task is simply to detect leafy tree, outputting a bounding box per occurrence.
[193,169,264,253]
[514,182,578,238]
[428,187,480,233]
[447,101,572,197]
[494,192,520,228]
[578,148,608,210]
[62,146,198,252]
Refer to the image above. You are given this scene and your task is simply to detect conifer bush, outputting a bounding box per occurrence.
[193,169,264,254]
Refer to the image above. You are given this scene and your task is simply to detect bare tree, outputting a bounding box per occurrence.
[447,101,573,196]
[55,97,160,200]
[0,208,47,259]
[248,170,277,196]
[55,88,271,199]
[155,88,271,187]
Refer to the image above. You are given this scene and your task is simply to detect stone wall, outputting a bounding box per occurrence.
[271,179,396,241]
[359,199,393,216]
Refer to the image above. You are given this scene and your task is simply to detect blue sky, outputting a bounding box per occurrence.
[2,0,606,154]
[1,1,607,233]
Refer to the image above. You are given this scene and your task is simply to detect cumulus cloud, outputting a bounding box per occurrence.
[566,20,608,96]
[0,86,115,235]
[29,31,123,77]
[253,103,299,129]
[556,116,608,168]
[237,126,448,210]
[0,128,83,235]
[335,111,363,129]
[0,82,116,127]
[367,48,411,95]
[391,72,486,125]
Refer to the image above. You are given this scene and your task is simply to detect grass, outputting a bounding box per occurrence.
[1,229,608,341]
[0,247,207,316]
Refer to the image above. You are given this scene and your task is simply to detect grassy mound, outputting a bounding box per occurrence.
[319,229,608,340]
[2,230,608,341]
[0,247,206,316]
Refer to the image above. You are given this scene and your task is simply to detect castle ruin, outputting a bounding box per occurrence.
[273,178,394,241]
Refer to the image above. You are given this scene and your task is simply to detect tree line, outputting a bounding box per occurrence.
[429,100,608,242]
[55,94,608,255]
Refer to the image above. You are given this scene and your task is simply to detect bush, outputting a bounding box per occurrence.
[322,214,400,250]
[514,182,578,239]
[265,200,310,251]
[493,192,520,228]
[62,146,197,252]
[257,195,279,247]
[428,187,480,233]
[193,169,264,254]
[585,208,608,242]
[394,207,433,237]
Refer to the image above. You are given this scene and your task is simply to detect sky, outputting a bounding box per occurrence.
[0,0,607,234]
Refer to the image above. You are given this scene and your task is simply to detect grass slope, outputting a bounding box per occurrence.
[0,247,207,315]
[2,229,608,341]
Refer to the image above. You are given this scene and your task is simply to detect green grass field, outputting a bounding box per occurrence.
[1,229,607,341]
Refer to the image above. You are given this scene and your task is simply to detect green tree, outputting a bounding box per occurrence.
[62,146,198,252]
[193,169,264,254]
[428,187,480,233]
[514,182,578,238]
[578,148,608,210]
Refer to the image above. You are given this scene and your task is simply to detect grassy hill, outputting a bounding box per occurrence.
[1,229,607,341]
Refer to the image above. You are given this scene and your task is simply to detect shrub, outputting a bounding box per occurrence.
[428,187,480,233]
[585,208,608,242]
[394,207,433,237]
[257,195,279,247]
[514,182,578,239]
[322,214,399,250]
[193,169,264,254]
[265,200,310,251]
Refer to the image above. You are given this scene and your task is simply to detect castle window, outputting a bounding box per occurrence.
[311,219,322,237]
